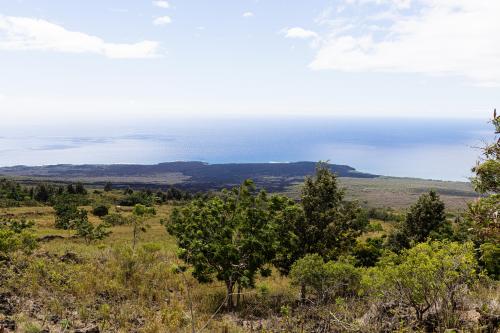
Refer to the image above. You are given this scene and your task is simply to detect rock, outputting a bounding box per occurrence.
[74,325,99,333]
[0,293,15,315]
[0,319,16,331]
[37,235,65,242]
[49,314,60,324]
[60,251,81,264]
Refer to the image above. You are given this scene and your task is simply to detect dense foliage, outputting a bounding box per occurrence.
[168,180,279,310]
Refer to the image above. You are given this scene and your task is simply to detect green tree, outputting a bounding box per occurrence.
[167,180,278,311]
[300,162,366,259]
[276,163,365,301]
[364,241,477,324]
[130,204,155,249]
[465,111,500,279]
[73,209,111,244]
[103,182,113,192]
[75,182,87,195]
[53,195,80,230]
[34,184,50,202]
[387,190,450,251]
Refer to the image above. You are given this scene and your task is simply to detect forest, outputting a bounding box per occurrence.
[0,117,498,333]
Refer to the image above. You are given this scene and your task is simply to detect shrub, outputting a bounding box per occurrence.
[479,242,500,280]
[290,254,361,304]
[102,213,128,226]
[0,218,37,255]
[92,205,109,217]
[352,237,384,267]
[73,209,111,244]
[363,241,478,325]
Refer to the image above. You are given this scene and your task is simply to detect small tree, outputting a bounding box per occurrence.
[299,163,365,260]
[53,196,79,230]
[466,111,500,279]
[104,182,113,192]
[276,162,365,301]
[387,190,450,251]
[73,209,111,244]
[167,180,278,311]
[130,204,155,249]
[364,241,477,324]
[75,182,87,195]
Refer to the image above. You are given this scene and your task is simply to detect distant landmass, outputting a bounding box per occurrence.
[0,161,478,210]
[0,161,376,191]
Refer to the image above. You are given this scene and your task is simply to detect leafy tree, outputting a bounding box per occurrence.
[53,195,80,230]
[34,184,50,202]
[275,163,365,301]
[300,162,366,259]
[387,190,450,251]
[75,182,87,195]
[73,209,111,244]
[167,180,278,310]
[364,241,477,324]
[103,182,113,192]
[270,196,304,275]
[66,184,76,195]
[130,204,155,249]
[479,242,500,279]
[464,111,500,279]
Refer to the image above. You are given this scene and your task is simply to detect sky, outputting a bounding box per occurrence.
[0,0,498,126]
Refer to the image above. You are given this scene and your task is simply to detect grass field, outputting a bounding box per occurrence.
[285,176,476,212]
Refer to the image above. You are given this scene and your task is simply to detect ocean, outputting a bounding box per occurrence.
[0,117,492,181]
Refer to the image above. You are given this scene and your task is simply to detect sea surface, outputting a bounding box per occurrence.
[0,117,492,181]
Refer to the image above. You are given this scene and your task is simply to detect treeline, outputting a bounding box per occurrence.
[0,179,196,208]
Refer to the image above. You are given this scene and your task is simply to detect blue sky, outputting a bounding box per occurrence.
[0,0,498,126]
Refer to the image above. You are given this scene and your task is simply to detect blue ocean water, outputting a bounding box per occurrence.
[0,117,492,181]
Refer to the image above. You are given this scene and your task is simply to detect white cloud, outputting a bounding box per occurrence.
[0,15,160,59]
[345,0,412,9]
[283,27,318,39]
[0,94,5,102]
[243,12,254,18]
[153,1,169,9]
[153,16,172,26]
[307,0,500,86]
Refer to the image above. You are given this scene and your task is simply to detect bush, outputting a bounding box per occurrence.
[363,241,478,325]
[0,218,37,255]
[479,242,500,280]
[102,213,129,226]
[352,237,384,267]
[73,209,111,244]
[92,205,109,217]
[290,254,361,304]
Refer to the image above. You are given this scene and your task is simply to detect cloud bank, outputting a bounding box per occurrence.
[289,0,500,86]
[0,15,160,59]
